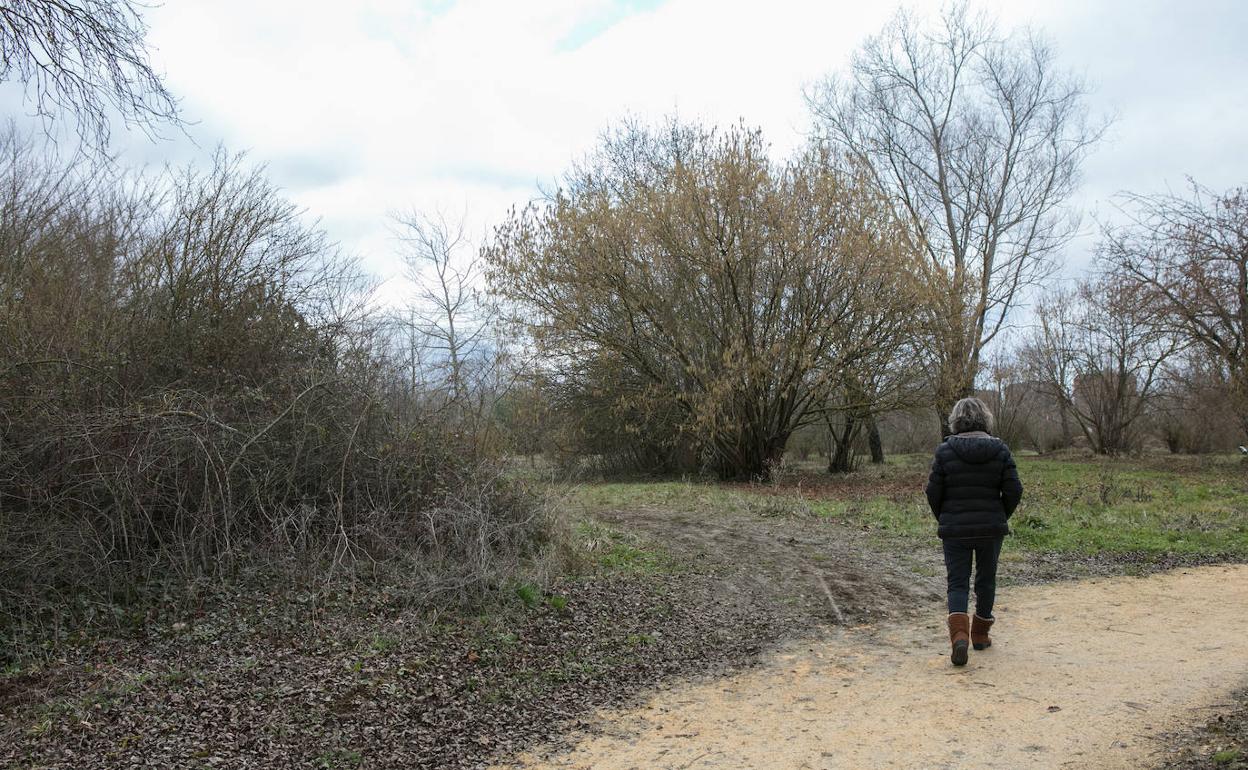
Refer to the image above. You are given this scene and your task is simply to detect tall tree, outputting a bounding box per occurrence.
[393,209,514,455]
[807,3,1103,436]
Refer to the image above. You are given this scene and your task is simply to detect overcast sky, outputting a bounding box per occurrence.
[6,0,1247,304]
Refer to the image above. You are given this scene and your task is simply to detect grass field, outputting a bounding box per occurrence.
[567,453,1248,561]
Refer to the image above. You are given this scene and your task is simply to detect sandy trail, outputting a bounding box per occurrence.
[504,564,1248,769]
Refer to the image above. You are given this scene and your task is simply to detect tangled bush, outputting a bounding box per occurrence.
[0,131,558,646]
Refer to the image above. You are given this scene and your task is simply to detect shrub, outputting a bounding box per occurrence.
[0,131,559,651]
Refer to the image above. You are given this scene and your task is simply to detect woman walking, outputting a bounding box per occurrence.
[925,397,1023,666]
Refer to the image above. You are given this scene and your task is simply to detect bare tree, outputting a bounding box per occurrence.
[396,211,476,402]
[0,0,180,150]
[394,209,511,452]
[807,3,1103,436]
[1100,183,1248,442]
[1024,279,1178,454]
[979,343,1038,451]
[1152,350,1244,453]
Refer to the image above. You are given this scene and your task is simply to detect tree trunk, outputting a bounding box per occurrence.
[1058,401,1074,447]
[867,415,884,464]
[828,414,859,474]
[936,403,953,439]
[712,430,787,482]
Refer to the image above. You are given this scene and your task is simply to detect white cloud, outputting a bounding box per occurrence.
[55,0,1246,298]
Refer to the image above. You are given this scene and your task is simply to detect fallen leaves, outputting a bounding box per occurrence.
[0,571,804,769]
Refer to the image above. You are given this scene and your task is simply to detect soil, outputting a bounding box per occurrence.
[594,501,1232,609]
[591,505,944,625]
[503,564,1248,769]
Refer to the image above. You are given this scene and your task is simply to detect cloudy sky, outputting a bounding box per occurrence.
[7,0,1248,304]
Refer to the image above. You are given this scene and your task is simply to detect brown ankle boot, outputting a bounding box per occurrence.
[971,614,994,650]
[947,612,970,666]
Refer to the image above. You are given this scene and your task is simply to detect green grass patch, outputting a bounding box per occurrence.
[566,454,1248,559]
[1214,748,1242,764]
[1002,455,1248,556]
[572,517,681,574]
[514,582,542,608]
[573,480,764,515]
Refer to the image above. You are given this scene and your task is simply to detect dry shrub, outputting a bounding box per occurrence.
[0,130,559,651]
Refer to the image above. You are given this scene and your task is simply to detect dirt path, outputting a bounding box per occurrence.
[503,564,1248,769]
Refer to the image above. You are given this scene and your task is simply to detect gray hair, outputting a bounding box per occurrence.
[949,397,994,434]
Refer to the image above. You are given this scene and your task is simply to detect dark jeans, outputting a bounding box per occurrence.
[942,536,1004,617]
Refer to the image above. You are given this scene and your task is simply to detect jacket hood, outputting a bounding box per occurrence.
[946,431,1003,464]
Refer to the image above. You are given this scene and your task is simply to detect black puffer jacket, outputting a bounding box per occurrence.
[925,431,1023,539]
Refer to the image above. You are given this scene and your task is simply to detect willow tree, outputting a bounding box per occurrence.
[807,3,1103,436]
[486,120,924,480]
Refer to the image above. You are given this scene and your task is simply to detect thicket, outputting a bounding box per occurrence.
[487,120,926,481]
[0,131,558,649]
